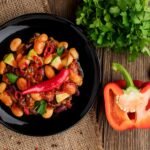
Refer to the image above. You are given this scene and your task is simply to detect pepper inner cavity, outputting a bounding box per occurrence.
[127,112,136,120]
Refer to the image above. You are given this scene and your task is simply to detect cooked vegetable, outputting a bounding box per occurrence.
[10,38,22,51]
[57,47,64,56]
[76,0,150,60]
[0,33,83,118]
[6,73,18,84]
[31,93,42,101]
[62,82,77,95]
[42,107,54,119]
[51,56,63,70]
[44,54,53,64]
[37,33,48,42]
[43,41,55,57]
[34,100,47,115]
[16,77,28,91]
[33,55,43,67]
[56,92,70,103]
[55,105,67,113]
[27,49,37,60]
[0,82,7,93]
[0,61,6,74]
[44,65,55,79]
[11,104,23,117]
[34,39,45,55]
[0,92,12,106]
[22,68,69,95]
[18,57,30,69]
[3,53,17,67]
[58,41,68,49]
[104,63,150,131]
[69,70,83,86]
[66,54,74,66]
[69,48,79,60]
[62,54,74,67]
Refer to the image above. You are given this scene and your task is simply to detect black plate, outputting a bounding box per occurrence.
[0,13,100,136]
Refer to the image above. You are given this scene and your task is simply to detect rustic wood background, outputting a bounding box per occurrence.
[0,0,149,150]
[47,0,150,150]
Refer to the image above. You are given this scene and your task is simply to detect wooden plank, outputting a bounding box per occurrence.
[101,50,150,150]
[47,1,103,150]
[48,0,80,20]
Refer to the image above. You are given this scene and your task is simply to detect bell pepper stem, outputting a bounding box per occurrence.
[112,63,135,88]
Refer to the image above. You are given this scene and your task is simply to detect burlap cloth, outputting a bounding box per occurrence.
[0,0,102,150]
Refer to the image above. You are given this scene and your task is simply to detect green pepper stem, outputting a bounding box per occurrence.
[112,63,134,87]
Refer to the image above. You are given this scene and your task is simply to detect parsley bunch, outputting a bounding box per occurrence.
[76,0,150,60]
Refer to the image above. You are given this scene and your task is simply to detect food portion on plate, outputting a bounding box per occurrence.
[0,33,83,119]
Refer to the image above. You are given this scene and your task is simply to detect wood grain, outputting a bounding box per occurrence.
[48,0,81,20]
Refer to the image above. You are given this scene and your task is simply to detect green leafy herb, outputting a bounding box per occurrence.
[76,0,150,60]
[34,100,47,115]
[57,47,64,56]
[6,73,18,84]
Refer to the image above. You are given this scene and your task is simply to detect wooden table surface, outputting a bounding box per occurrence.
[0,0,148,150]
[47,0,150,150]
[0,0,149,149]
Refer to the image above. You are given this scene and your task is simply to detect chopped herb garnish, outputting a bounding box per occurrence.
[6,73,18,84]
[34,100,47,115]
[57,47,64,56]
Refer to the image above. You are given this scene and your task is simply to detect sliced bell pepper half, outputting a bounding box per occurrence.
[104,63,150,131]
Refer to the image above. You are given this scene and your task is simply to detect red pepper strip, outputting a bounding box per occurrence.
[44,41,55,57]
[104,63,150,131]
[22,68,69,95]
[24,107,30,115]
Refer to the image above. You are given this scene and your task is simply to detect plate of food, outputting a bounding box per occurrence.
[0,13,100,136]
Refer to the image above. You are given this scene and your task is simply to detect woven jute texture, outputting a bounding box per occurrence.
[0,0,102,150]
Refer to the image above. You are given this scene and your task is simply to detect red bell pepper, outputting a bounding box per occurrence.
[104,63,150,131]
[22,68,69,95]
[43,41,56,57]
